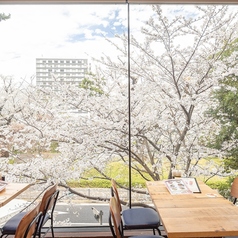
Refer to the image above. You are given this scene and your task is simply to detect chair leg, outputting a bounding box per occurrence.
[108,214,116,238]
[155,228,161,235]
[50,226,54,238]
[51,218,54,238]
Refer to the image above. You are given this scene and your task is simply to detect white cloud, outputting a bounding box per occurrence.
[0,4,155,81]
[1,4,236,82]
[0,4,131,80]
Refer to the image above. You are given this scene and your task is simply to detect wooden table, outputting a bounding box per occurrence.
[146,180,238,238]
[0,183,30,207]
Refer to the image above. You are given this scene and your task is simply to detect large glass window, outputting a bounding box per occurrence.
[0,2,238,229]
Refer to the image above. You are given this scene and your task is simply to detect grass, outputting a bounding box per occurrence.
[54,150,237,199]
[67,160,234,192]
[67,161,152,188]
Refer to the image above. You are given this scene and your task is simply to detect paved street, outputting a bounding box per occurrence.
[54,203,110,226]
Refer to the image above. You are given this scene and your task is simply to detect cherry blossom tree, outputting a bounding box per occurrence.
[0,13,10,22]
[1,5,238,198]
[75,5,238,181]
[0,76,26,161]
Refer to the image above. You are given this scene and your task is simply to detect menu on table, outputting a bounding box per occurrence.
[181,177,201,193]
[164,178,201,195]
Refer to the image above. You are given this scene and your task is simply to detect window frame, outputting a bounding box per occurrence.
[0,0,237,4]
[0,0,236,235]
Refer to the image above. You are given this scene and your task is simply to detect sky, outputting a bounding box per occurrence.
[0,4,155,81]
[0,4,237,82]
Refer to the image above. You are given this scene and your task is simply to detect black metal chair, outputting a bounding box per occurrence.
[15,203,42,238]
[1,184,59,238]
[109,197,164,238]
[110,179,162,236]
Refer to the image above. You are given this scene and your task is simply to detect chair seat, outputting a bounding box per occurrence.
[122,207,160,229]
[1,211,50,235]
[1,212,26,235]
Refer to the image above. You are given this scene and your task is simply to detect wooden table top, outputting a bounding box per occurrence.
[0,182,31,207]
[146,180,238,238]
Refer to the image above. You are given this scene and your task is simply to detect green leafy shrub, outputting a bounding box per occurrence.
[207,176,236,201]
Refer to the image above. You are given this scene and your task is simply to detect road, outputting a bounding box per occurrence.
[0,200,110,227]
[54,202,110,226]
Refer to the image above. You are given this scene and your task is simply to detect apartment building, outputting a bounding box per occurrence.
[36,58,89,88]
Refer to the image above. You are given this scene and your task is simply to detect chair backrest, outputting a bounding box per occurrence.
[36,184,59,238]
[231,177,238,204]
[109,197,123,238]
[39,183,58,214]
[111,179,122,212]
[15,203,41,238]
